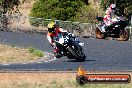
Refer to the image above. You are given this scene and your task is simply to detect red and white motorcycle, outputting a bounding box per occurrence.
[95,16,129,41]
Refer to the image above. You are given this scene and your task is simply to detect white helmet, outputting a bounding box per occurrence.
[110,4,116,12]
[110,4,116,9]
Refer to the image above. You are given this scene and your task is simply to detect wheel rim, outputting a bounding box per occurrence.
[119,30,129,41]
[95,28,105,39]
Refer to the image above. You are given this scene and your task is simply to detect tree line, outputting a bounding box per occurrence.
[100,0,132,20]
[0,0,131,23]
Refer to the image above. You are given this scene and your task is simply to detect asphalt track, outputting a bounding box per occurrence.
[0,31,132,71]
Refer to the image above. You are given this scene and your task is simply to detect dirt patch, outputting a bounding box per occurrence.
[0,44,54,64]
[0,71,131,83]
[0,72,75,84]
[0,44,38,64]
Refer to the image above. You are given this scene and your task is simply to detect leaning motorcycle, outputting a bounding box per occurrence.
[95,16,129,41]
[53,32,86,62]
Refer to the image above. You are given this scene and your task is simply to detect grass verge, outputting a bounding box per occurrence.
[28,47,44,57]
[0,44,44,64]
[0,72,131,88]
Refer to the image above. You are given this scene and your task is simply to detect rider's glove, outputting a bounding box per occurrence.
[52,43,57,49]
[50,42,55,47]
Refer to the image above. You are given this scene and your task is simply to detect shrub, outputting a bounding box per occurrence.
[75,2,104,23]
[32,50,44,57]
[30,0,84,21]
[29,47,35,53]
[28,47,44,57]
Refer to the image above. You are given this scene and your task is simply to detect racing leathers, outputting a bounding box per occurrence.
[47,27,84,58]
[101,4,116,32]
[47,27,66,58]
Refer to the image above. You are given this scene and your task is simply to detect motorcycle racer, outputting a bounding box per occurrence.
[47,22,84,58]
[100,3,116,32]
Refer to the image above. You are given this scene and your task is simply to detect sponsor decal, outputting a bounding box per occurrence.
[76,66,131,85]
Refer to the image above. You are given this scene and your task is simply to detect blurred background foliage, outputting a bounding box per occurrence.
[0,0,20,14]
[100,0,132,21]
[0,0,131,23]
[30,0,84,21]
[29,0,103,23]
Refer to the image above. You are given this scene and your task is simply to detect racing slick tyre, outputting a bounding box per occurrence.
[67,46,85,62]
[95,28,105,39]
[118,29,129,41]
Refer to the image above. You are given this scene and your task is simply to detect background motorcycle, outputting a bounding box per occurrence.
[95,16,129,41]
[53,33,86,62]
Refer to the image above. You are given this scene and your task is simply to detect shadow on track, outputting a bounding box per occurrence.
[66,59,96,62]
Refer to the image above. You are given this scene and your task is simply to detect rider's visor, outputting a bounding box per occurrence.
[48,28,55,33]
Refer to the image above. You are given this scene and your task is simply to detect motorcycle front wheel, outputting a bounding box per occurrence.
[67,46,85,62]
[95,28,105,39]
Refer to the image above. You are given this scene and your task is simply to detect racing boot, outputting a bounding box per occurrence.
[53,48,63,58]
[97,24,106,33]
[101,24,107,33]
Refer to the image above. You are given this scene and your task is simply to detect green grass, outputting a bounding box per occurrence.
[28,47,44,57]
[63,80,131,88]
[0,80,131,88]
[47,81,131,88]
[28,47,36,53]
[0,44,40,63]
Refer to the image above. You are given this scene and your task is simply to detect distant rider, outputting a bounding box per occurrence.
[47,22,84,58]
[100,3,116,32]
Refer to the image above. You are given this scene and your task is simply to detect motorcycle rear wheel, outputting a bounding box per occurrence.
[118,29,129,41]
[95,28,105,39]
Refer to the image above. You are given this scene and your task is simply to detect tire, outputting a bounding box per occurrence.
[54,52,62,58]
[76,75,87,85]
[67,46,85,62]
[118,29,129,41]
[95,28,105,39]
